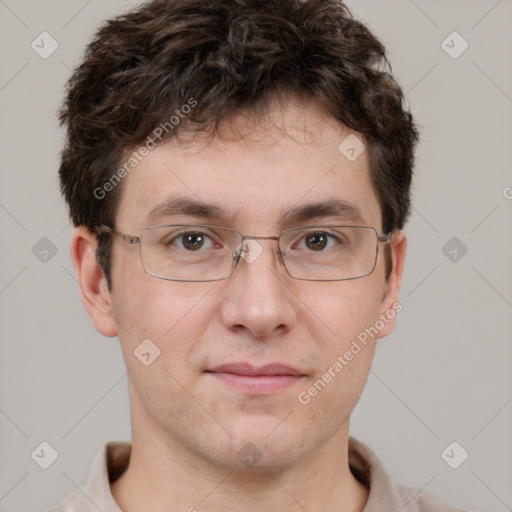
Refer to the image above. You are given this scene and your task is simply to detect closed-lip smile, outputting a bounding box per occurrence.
[205,363,306,394]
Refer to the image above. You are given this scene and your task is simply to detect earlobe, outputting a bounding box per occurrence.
[70,226,118,337]
[377,230,407,339]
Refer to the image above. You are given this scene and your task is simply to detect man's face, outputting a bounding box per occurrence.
[97,100,405,471]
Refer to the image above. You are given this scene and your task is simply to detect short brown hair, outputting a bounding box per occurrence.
[59,0,419,288]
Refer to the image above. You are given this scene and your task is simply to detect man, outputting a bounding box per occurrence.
[51,0,467,510]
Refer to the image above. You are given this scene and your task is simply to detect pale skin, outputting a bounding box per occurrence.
[71,98,407,512]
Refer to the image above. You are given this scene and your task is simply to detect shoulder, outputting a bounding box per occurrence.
[348,437,470,512]
[392,482,469,512]
[44,441,130,512]
[45,488,90,512]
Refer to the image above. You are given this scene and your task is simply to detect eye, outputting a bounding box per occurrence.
[170,231,217,251]
[296,231,341,252]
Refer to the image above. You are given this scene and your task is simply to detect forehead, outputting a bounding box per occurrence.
[116,100,382,233]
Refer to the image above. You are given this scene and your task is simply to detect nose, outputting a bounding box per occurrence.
[219,237,297,338]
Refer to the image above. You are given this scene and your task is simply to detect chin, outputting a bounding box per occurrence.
[201,418,314,473]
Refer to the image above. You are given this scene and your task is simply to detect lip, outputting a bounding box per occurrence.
[205,363,306,394]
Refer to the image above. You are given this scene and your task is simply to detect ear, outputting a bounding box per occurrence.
[376,230,407,339]
[70,226,118,337]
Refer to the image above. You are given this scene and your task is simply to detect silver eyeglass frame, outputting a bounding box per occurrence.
[96,223,392,282]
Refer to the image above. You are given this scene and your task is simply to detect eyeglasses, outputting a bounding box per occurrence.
[97,223,392,282]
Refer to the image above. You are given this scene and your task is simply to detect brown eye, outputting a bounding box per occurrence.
[305,232,329,251]
[180,232,207,251]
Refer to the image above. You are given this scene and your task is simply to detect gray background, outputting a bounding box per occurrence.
[0,0,511,511]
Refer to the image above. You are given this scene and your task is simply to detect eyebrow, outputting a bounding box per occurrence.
[144,197,239,225]
[143,196,365,227]
[280,198,364,225]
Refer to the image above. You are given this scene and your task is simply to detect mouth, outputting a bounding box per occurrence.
[205,363,307,394]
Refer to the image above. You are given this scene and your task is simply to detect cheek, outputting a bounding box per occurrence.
[309,277,385,351]
[111,240,208,329]
[111,277,213,418]
[297,283,381,425]
[110,261,213,365]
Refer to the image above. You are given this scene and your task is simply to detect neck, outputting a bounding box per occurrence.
[111,426,368,512]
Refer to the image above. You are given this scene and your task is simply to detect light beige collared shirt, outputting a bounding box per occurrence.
[48,437,467,512]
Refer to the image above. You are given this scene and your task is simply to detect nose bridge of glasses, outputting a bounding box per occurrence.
[242,235,281,253]
[233,234,283,266]
[244,234,280,242]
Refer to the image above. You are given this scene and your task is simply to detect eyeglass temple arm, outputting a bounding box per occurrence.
[378,233,392,243]
[95,225,140,245]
